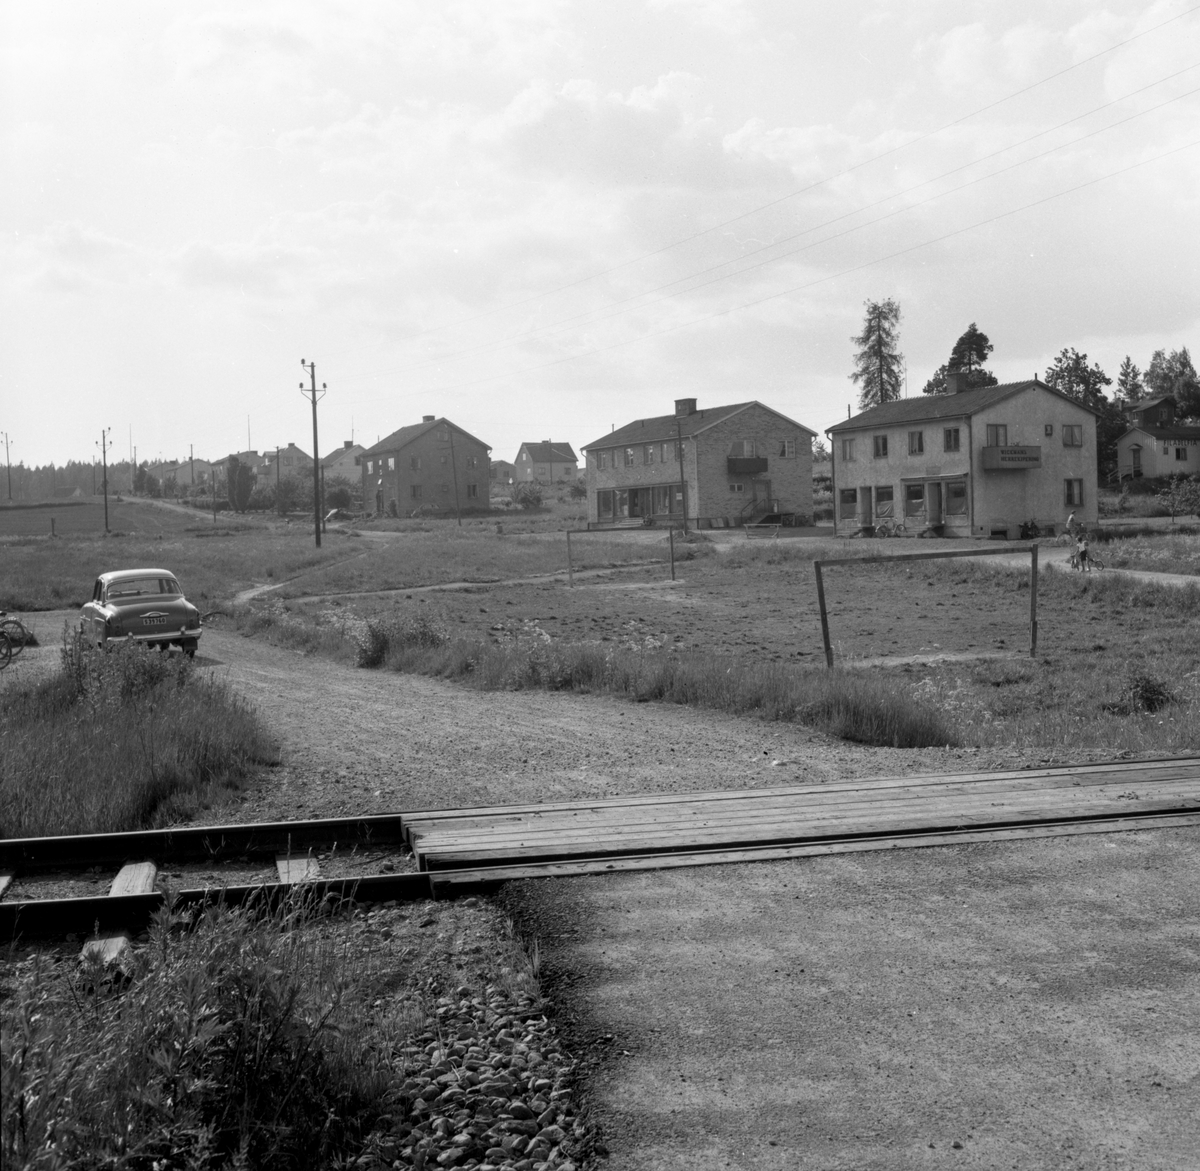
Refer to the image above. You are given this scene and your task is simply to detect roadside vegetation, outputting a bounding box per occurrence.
[0,632,275,838]
[1093,530,1200,576]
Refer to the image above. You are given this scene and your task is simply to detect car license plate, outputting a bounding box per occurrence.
[143,617,167,626]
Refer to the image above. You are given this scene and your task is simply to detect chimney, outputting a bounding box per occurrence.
[423,415,435,423]
[343,440,353,449]
[945,371,964,394]
[675,398,697,418]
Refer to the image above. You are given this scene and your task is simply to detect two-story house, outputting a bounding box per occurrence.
[360,415,490,516]
[826,376,1099,539]
[583,398,816,528]
[1116,396,1200,480]
[322,441,367,482]
[514,442,578,483]
[259,443,313,484]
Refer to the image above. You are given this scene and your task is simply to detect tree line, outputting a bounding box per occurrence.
[849,298,1199,477]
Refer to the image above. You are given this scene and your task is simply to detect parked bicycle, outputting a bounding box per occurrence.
[1019,519,1042,540]
[874,518,908,538]
[0,612,31,661]
[0,629,10,671]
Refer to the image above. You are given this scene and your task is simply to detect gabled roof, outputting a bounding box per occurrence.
[1129,395,1175,412]
[827,379,1101,433]
[322,443,365,467]
[518,442,578,463]
[1122,424,1200,441]
[584,401,815,451]
[362,418,491,458]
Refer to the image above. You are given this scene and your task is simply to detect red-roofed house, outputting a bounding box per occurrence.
[582,398,816,528]
[360,416,490,515]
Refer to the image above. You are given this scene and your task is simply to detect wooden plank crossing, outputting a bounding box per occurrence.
[405,757,1200,873]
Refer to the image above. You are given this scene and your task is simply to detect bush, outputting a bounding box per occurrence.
[512,483,543,510]
[1,900,402,1171]
[355,608,450,667]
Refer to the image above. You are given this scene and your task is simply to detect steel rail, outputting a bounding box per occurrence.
[3,804,1199,942]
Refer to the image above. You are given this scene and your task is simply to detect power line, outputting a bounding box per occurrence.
[347,135,1200,402]
[337,66,1200,382]
[324,1,1200,363]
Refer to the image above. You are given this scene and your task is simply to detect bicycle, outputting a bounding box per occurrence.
[874,518,907,538]
[0,629,11,671]
[1019,519,1041,540]
[0,612,32,660]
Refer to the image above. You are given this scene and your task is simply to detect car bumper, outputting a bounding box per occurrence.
[102,628,202,646]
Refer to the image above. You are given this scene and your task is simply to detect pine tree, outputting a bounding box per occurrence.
[1044,348,1123,478]
[1145,346,1200,418]
[849,298,903,409]
[1115,355,1143,405]
[922,322,999,394]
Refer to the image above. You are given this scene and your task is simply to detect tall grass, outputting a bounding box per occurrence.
[0,632,275,838]
[1,899,411,1171]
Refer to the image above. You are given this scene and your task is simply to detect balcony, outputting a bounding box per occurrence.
[727,456,768,475]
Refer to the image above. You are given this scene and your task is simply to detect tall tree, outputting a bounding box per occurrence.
[849,298,903,409]
[1145,346,1200,419]
[922,322,999,394]
[1044,348,1123,479]
[1115,355,1144,405]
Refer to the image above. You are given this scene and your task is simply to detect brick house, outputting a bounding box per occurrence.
[322,441,367,482]
[360,416,490,515]
[490,460,516,485]
[514,442,578,483]
[1116,396,1200,480]
[583,398,816,528]
[826,376,1099,538]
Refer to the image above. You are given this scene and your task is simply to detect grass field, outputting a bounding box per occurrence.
[1099,531,1200,576]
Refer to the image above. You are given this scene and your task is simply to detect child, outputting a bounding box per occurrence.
[1075,532,1090,571]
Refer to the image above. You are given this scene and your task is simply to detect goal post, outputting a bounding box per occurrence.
[565,524,677,586]
[813,544,1039,667]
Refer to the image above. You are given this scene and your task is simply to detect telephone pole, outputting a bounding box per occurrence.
[2,431,11,502]
[300,360,325,547]
[97,428,111,532]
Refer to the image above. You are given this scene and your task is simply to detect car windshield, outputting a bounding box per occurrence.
[105,577,181,601]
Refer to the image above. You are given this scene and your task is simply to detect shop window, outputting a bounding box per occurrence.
[986,424,1008,446]
[908,431,924,455]
[943,428,960,453]
[904,483,925,517]
[839,488,857,518]
[873,435,888,458]
[1064,479,1083,506]
[1062,425,1083,447]
[841,438,855,462]
[875,486,894,518]
[597,490,614,519]
[946,481,967,515]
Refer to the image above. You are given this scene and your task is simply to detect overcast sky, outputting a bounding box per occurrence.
[3,1,1198,470]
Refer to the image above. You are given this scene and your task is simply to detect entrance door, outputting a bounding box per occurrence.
[927,482,943,525]
[752,478,772,510]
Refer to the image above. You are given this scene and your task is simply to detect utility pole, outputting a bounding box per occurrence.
[447,423,462,526]
[97,428,111,532]
[2,431,11,502]
[300,359,325,547]
[675,417,689,534]
[190,444,195,490]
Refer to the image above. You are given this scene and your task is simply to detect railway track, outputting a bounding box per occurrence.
[4,756,1199,945]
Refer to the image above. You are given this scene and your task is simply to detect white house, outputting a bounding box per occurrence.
[826,376,1099,539]
[1116,396,1200,480]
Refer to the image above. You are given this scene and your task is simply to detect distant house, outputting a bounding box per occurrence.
[826,375,1099,539]
[490,459,516,485]
[360,415,491,515]
[164,458,214,488]
[259,443,313,483]
[514,442,578,483]
[322,441,366,482]
[583,398,815,528]
[1116,395,1200,480]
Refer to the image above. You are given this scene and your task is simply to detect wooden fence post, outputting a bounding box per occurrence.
[1029,544,1038,657]
[814,561,833,668]
[566,530,574,588]
[669,526,676,581]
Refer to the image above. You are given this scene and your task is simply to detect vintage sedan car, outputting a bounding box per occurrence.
[80,568,203,656]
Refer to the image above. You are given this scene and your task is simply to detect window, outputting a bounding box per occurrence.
[839,488,857,518]
[908,431,924,455]
[522,453,530,462]
[624,448,635,467]
[441,455,448,465]
[467,483,478,498]
[905,483,925,517]
[366,460,374,474]
[661,442,673,462]
[467,456,477,468]
[387,457,395,471]
[943,428,960,453]
[1176,447,1189,461]
[597,450,609,470]
[597,489,614,519]
[536,466,547,477]
[410,484,422,499]
[1062,425,1083,447]
[729,482,745,493]
[875,486,894,518]
[410,456,421,471]
[644,444,656,464]
[841,438,855,462]
[986,424,1008,446]
[730,440,756,457]
[1064,479,1083,506]
[946,480,968,515]
[1045,424,1054,437]
[779,439,797,457]
[873,435,888,458]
